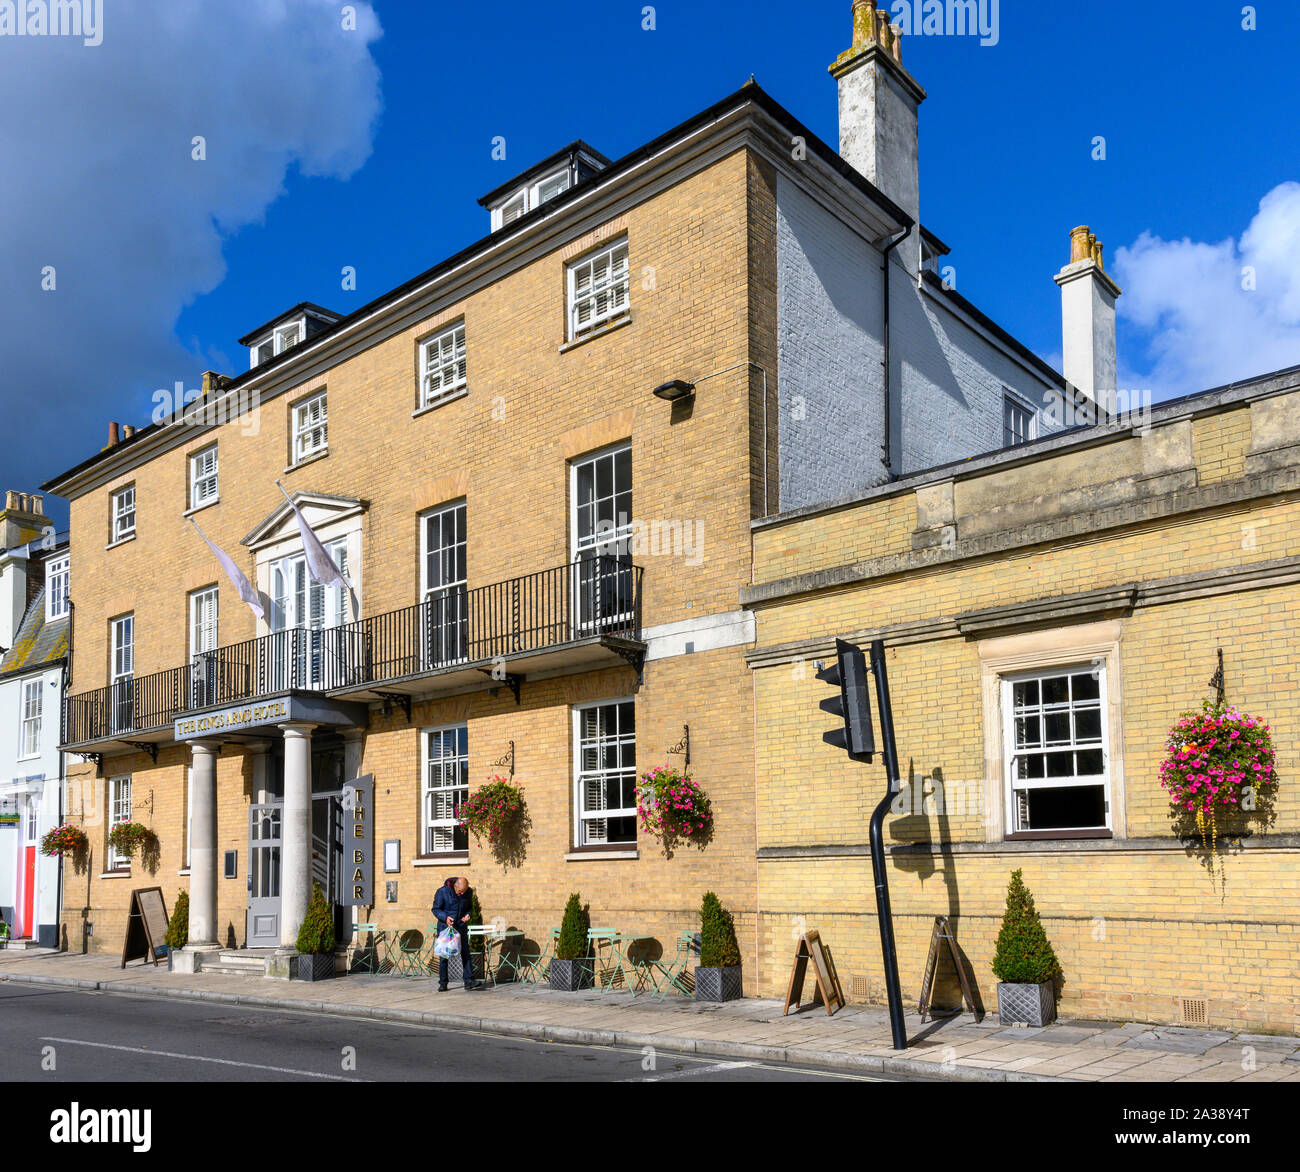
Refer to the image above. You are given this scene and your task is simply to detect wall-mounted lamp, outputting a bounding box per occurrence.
[652,379,696,402]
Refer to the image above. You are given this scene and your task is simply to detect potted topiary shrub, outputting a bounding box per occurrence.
[164,890,188,970]
[294,882,336,982]
[991,869,1061,1026]
[695,891,742,1001]
[549,893,592,991]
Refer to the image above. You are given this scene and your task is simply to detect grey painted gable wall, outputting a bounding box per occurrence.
[775,174,1064,512]
[776,174,888,512]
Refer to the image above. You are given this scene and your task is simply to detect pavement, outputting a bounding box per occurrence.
[2,947,1298,1083]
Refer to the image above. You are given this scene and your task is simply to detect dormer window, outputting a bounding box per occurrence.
[46,554,70,621]
[480,142,610,233]
[243,304,342,369]
[491,169,572,231]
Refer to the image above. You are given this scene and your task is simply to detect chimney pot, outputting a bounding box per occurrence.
[31,494,42,516]
[122,424,135,439]
[4,491,17,511]
[107,421,120,447]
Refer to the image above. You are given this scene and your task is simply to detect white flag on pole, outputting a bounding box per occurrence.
[189,518,265,620]
[276,481,352,592]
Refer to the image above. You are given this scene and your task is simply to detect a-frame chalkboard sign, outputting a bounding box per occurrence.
[782,929,845,1017]
[120,887,170,968]
[917,915,979,1022]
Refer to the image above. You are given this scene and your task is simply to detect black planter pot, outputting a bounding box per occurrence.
[445,951,486,984]
[548,957,594,991]
[996,981,1056,1026]
[694,965,742,1002]
[295,953,336,982]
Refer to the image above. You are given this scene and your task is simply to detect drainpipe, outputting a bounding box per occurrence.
[879,226,912,478]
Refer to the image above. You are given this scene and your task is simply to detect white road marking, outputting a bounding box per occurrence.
[630,1060,756,1081]
[39,1036,362,1081]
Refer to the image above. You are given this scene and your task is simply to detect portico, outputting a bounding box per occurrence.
[173,692,366,968]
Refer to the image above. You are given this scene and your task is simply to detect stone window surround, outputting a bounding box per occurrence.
[248,499,364,637]
[977,619,1127,843]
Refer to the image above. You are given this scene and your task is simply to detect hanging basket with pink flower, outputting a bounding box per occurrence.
[40,823,88,858]
[1159,699,1277,851]
[457,776,527,848]
[637,765,713,853]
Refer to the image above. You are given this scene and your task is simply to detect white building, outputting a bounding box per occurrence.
[0,492,69,949]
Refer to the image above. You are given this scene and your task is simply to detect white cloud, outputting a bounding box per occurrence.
[1113,182,1300,397]
[0,0,382,500]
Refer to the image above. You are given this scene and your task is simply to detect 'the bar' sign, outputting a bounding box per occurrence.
[342,774,374,907]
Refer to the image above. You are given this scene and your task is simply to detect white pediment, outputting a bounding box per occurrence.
[241,491,367,553]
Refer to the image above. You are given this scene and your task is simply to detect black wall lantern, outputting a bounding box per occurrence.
[652,379,696,402]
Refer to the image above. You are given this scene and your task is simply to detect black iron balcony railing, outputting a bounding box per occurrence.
[63,556,644,747]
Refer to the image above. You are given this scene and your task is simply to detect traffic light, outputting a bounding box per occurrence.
[816,638,875,763]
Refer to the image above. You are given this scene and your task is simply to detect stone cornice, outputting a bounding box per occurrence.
[744,554,1300,668]
[744,464,1300,609]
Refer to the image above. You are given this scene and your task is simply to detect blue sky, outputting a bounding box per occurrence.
[4,1,1299,528]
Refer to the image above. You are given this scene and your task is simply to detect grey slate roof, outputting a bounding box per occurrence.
[0,586,68,678]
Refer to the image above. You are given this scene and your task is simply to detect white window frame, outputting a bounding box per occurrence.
[111,485,136,543]
[190,586,219,658]
[419,322,467,409]
[45,554,69,621]
[274,321,303,353]
[490,168,572,231]
[422,724,469,856]
[291,390,328,464]
[1001,664,1111,836]
[24,797,38,843]
[189,444,219,509]
[108,775,132,869]
[572,697,637,847]
[111,615,134,682]
[569,442,634,629]
[1003,391,1036,447]
[19,678,42,760]
[566,238,630,340]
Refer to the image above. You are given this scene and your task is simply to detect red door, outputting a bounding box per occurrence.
[20,845,35,938]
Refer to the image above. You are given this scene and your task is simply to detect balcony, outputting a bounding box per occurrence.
[63,557,645,752]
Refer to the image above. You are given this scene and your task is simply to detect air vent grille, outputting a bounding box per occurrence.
[1180,997,1208,1026]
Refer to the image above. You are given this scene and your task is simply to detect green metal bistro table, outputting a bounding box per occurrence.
[467,927,525,985]
[587,929,641,994]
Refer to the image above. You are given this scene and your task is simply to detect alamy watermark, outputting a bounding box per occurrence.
[888,0,1000,48]
[152,381,262,437]
[0,0,103,46]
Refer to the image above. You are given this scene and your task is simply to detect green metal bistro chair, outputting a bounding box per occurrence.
[349,922,384,975]
[518,927,560,988]
[394,928,429,977]
[639,931,697,1001]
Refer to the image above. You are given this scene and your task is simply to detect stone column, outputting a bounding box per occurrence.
[278,722,316,949]
[187,741,221,948]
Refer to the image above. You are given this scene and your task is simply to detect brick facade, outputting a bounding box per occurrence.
[745,378,1300,1033]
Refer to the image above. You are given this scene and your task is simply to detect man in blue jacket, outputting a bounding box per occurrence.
[432,876,480,991]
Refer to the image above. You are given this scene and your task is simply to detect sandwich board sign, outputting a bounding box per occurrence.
[782,929,845,1017]
[120,887,170,968]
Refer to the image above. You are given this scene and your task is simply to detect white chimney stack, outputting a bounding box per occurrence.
[1054,225,1121,418]
[830,2,926,276]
